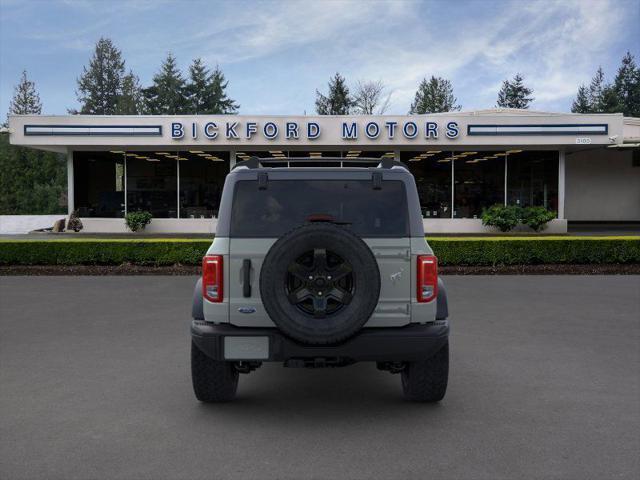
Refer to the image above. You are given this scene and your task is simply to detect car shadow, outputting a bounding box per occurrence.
[192,363,447,427]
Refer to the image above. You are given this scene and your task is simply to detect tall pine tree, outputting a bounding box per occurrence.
[1,72,66,215]
[613,51,640,117]
[8,70,42,117]
[116,71,144,115]
[409,76,460,114]
[185,59,239,114]
[496,74,534,109]
[143,53,188,114]
[587,67,607,111]
[75,38,126,114]
[207,65,239,114]
[571,85,591,113]
[315,73,353,115]
[186,58,209,114]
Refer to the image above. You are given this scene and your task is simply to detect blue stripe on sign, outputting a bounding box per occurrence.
[24,125,163,137]
[467,124,608,136]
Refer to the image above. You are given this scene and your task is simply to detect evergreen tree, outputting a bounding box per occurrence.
[186,58,209,114]
[587,66,607,112]
[315,73,353,115]
[496,73,534,109]
[143,53,188,114]
[0,135,67,215]
[185,59,239,114]
[75,37,126,114]
[613,51,640,117]
[9,70,42,116]
[571,85,591,113]
[116,71,144,114]
[1,72,66,214]
[207,65,239,114]
[409,76,460,114]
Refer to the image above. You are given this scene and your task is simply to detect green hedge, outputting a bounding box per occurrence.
[0,239,211,266]
[0,237,639,266]
[429,237,640,266]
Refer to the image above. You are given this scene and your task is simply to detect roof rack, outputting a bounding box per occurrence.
[233,156,406,170]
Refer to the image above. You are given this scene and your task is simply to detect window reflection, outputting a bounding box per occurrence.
[126,153,177,218]
[453,151,505,218]
[179,152,228,218]
[73,151,125,218]
[404,151,452,218]
[507,150,558,212]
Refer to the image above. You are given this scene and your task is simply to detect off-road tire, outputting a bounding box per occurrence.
[260,222,380,345]
[401,340,449,402]
[191,340,239,402]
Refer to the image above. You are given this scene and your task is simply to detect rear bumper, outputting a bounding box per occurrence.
[191,320,449,363]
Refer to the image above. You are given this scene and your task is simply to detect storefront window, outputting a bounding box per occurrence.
[179,152,228,218]
[507,150,558,212]
[404,151,453,218]
[126,153,177,218]
[73,151,125,217]
[453,151,505,218]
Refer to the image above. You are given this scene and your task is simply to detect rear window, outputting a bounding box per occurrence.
[230,179,409,237]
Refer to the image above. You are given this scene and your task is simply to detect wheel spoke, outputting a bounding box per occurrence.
[329,261,352,281]
[327,287,352,305]
[287,287,312,305]
[312,296,328,318]
[287,262,310,282]
[312,248,327,271]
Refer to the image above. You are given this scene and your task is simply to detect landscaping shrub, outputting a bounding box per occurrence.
[482,205,557,232]
[0,237,638,267]
[125,211,153,232]
[481,205,520,232]
[521,206,556,232]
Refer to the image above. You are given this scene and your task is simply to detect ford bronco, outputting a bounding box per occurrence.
[191,157,449,402]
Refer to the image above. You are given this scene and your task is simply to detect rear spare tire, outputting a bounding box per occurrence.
[260,223,380,345]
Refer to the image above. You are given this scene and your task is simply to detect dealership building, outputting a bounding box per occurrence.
[7,109,640,233]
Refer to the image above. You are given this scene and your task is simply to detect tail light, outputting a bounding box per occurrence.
[202,255,223,302]
[417,255,438,302]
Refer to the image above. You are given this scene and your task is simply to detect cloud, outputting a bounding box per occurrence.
[1,0,637,115]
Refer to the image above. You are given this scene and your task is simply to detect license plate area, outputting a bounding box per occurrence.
[223,336,269,360]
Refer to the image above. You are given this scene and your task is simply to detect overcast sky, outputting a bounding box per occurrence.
[1,0,638,117]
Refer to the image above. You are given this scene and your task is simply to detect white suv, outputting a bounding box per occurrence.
[191,158,449,402]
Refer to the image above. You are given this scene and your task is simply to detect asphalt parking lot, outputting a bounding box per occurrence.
[1,275,638,480]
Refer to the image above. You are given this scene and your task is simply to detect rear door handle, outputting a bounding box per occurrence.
[242,259,251,297]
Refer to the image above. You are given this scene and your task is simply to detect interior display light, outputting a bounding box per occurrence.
[427,150,442,154]
[506,150,523,154]
[109,150,125,154]
[189,150,204,154]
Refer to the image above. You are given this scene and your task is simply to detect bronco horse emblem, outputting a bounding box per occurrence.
[390,269,404,284]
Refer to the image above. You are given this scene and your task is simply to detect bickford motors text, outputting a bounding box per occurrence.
[171,120,461,141]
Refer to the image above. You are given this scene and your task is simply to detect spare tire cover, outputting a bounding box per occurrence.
[259,223,380,345]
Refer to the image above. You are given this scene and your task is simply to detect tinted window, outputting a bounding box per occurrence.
[230,180,408,237]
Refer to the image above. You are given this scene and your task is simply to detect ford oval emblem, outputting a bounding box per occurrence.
[238,306,256,314]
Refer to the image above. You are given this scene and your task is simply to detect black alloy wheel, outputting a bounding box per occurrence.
[286,248,354,318]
